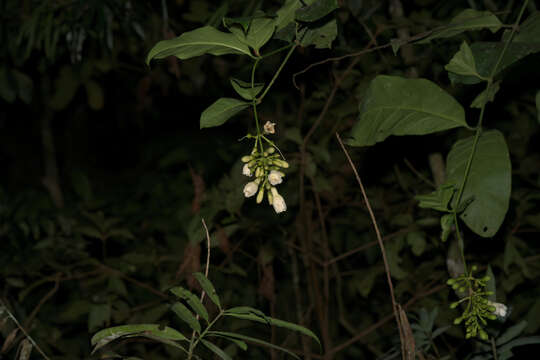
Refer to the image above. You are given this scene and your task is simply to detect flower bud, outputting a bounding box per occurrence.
[273,159,289,168]
[256,188,264,204]
[267,191,273,205]
[268,170,283,186]
[270,187,286,213]
[241,155,252,163]
[243,182,258,198]
[242,163,252,177]
[268,147,275,154]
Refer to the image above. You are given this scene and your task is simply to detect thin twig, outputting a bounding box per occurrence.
[404,158,436,188]
[0,300,51,360]
[335,132,403,352]
[23,273,60,329]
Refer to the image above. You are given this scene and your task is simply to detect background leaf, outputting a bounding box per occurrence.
[445,130,511,237]
[295,0,339,22]
[146,26,253,64]
[347,75,467,146]
[230,78,264,100]
[200,98,249,129]
[445,41,480,77]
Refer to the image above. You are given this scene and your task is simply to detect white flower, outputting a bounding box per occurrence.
[242,163,252,177]
[263,121,276,134]
[243,182,258,198]
[488,301,508,318]
[271,187,287,213]
[268,170,283,185]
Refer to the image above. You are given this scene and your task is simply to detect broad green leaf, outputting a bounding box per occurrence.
[223,12,266,33]
[445,130,511,237]
[146,26,253,65]
[223,307,320,348]
[418,9,502,43]
[88,304,110,332]
[298,19,337,49]
[471,81,500,108]
[169,287,208,322]
[416,183,456,212]
[85,80,104,110]
[201,339,233,360]
[486,265,496,302]
[496,321,527,346]
[445,41,480,78]
[230,78,264,100]
[138,333,189,354]
[200,98,250,129]
[91,324,187,353]
[275,0,315,31]
[347,75,467,147]
[206,331,248,351]
[536,90,540,123]
[171,302,201,333]
[449,42,540,84]
[502,11,540,43]
[407,231,426,256]
[295,0,339,22]
[193,273,221,309]
[498,336,540,354]
[243,18,276,52]
[207,331,301,359]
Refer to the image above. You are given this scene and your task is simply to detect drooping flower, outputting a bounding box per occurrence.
[243,182,258,198]
[488,301,508,318]
[242,163,252,177]
[268,170,283,185]
[263,121,276,134]
[270,187,286,213]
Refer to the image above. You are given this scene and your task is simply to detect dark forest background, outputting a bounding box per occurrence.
[1,0,540,359]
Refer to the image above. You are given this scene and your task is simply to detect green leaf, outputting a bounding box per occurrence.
[496,321,528,346]
[222,308,320,348]
[295,0,339,22]
[275,0,314,31]
[193,273,221,309]
[206,332,248,351]
[207,331,301,359]
[91,324,187,353]
[445,130,511,237]
[498,336,540,354]
[169,287,208,322]
[407,231,426,256]
[242,18,276,52]
[201,339,233,360]
[85,80,104,110]
[200,98,250,129]
[171,302,201,333]
[503,11,540,43]
[416,183,456,212]
[445,41,480,78]
[346,75,467,147]
[449,42,540,84]
[146,26,253,65]
[471,81,500,108]
[418,9,502,43]
[298,19,337,49]
[486,265,496,302]
[230,78,264,100]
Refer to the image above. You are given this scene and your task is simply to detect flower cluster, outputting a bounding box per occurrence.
[447,265,502,340]
[241,145,289,213]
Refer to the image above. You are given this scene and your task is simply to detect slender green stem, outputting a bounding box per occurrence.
[452,0,529,274]
[257,44,297,102]
[187,311,224,359]
[261,43,295,59]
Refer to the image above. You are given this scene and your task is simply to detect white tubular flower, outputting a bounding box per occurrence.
[268,170,283,185]
[263,121,276,134]
[488,301,508,318]
[242,163,252,177]
[270,187,287,213]
[243,182,258,198]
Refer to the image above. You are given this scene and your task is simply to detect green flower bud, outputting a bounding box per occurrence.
[242,155,252,162]
[487,314,497,320]
[471,265,478,272]
[450,301,460,309]
[273,159,289,168]
[479,329,488,341]
[268,147,275,154]
[454,317,463,325]
[267,191,273,205]
[256,188,264,204]
[447,279,456,285]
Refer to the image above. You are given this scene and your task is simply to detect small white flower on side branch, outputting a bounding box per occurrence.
[270,187,286,213]
[243,182,258,198]
[268,170,283,185]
